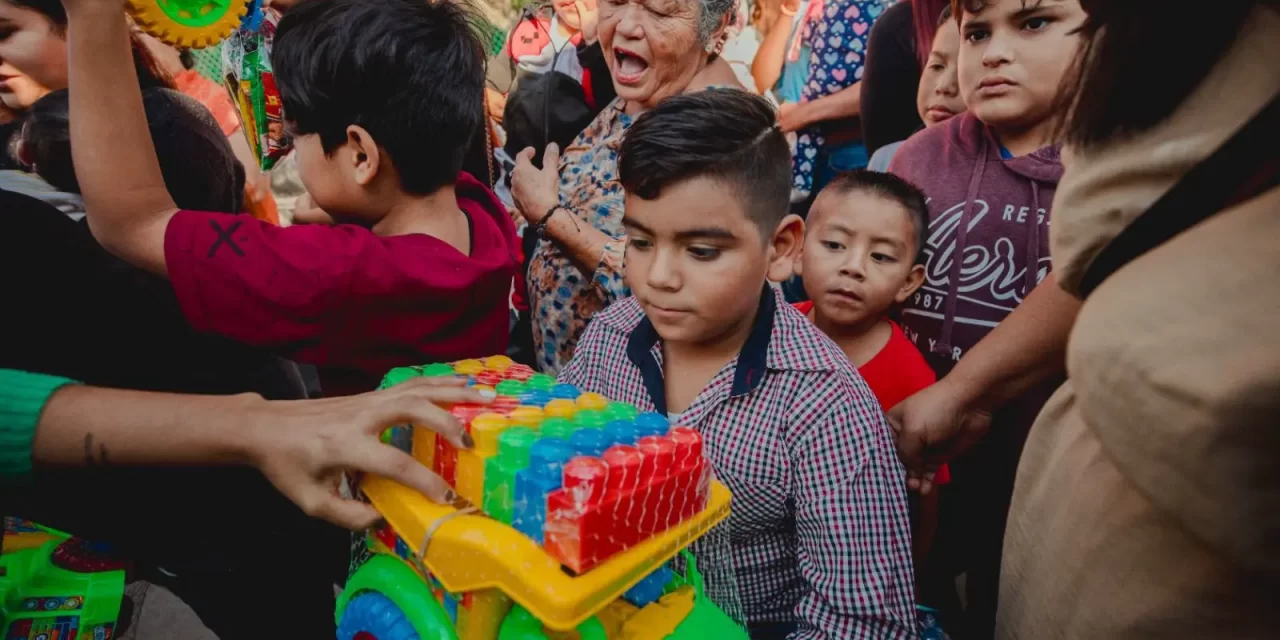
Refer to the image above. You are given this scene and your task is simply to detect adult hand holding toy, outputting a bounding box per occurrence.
[26,374,488,529]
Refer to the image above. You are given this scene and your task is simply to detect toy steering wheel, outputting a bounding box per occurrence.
[126,0,252,49]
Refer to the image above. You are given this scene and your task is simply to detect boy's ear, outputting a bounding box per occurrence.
[793,234,805,278]
[896,263,926,303]
[766,214,805,283]
[14,140,33,169]
[346,125,381,187]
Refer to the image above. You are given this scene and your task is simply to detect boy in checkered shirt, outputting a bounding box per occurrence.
[557,89,916,639]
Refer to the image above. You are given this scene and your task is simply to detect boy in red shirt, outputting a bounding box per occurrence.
[62,0,517,396]
[793,169,949,576]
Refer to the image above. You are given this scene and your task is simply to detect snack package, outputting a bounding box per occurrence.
[222,5,292,171]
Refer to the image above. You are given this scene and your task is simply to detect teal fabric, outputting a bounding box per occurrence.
[0,369,78,479]
[776,45,810,104]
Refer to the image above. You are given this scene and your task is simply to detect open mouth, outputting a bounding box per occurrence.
[613,46,650,85]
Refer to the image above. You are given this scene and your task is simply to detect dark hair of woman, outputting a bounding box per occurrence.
[911,0,952,67]
[5,0,176,90]
[1059,0,1255,148]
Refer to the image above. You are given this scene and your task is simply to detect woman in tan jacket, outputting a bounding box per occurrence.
[890,0,1279,636]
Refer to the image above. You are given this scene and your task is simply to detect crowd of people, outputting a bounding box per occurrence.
[1,0,1276,638]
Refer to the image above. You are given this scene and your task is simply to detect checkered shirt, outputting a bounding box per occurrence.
[558,288,916,639]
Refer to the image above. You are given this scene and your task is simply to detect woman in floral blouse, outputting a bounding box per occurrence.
[511,0,745,374]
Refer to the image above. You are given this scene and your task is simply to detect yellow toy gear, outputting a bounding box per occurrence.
[126,0,251,50]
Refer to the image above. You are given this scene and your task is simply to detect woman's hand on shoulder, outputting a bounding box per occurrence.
[242,377,492,530]
[511,143,563,225]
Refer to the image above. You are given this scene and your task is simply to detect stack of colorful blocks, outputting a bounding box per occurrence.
[379,356,712,580]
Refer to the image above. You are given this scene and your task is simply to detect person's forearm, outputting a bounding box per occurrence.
[801,81,863,123]
[751,16,794,94]
[945,273,1081,410]
[31,385,261,469]
[543,207,617,274]
[66,4,176,272]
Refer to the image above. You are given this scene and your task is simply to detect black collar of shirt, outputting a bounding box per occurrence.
[625,286,776,415]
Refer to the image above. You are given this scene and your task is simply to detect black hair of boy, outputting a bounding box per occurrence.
[272,0,485,195]
[22,88,245,213]
[617,89,792,235]
[823,169,930,263]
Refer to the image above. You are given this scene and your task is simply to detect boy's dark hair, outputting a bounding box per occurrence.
[618,89,791,236]
[824,170,930,263]
[950,0,1055,21]
[273,0,485,196]
[23,88,245,213]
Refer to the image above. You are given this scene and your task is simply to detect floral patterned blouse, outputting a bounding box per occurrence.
[527,97,634,374]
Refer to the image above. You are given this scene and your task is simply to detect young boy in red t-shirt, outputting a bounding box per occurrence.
[62,0,517,396]
[793,169,949,574]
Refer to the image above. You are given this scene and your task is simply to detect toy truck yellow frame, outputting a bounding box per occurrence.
[336,428,737,640]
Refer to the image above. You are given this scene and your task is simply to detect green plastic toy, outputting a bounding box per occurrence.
[1,520,127,640]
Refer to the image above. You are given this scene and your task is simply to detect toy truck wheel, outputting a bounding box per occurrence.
[125,0,252,49]
[337,592,421,640]
[337,555,458,640]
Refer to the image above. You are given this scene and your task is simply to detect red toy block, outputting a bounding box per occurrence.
[506,364,535,381]
[544,430,710,573]
[435,437,457,485]
[474,370,504,387]
[435,405,484,486]
[490,395,521,414]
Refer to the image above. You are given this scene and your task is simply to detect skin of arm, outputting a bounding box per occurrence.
[943,273,1081,409]
[781,81,862,132]
[65,2,179,276]
[751,1,797,94]
[31,377,489,529]
[510,143,617,273]
[890,273,1082,494]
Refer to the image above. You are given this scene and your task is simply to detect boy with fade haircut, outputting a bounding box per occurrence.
[59,0,518,397]
[557,89,915,639]
[885,0,1081,635]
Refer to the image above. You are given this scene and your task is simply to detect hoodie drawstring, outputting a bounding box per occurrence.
[1025,180,1043,297]
[935,136,989,356]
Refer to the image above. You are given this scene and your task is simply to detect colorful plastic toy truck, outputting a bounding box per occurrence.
[1,518,128,640]
[337,357,748,640]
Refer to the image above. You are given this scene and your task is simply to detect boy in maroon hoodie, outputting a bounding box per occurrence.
[885,0,1084,635]
[62,0,518,397]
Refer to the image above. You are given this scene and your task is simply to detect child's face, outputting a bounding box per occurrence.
[622,176,801,349]
[916,20,964,127]
[956,0,1085,135]
[0,3,66,111]
[797,190,925,329]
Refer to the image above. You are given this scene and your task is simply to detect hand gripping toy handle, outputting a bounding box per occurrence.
[126,0,252,49]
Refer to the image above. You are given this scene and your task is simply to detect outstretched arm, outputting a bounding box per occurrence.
[26,373,488,529]
[65,0,178,276]
[889,273,1081,493]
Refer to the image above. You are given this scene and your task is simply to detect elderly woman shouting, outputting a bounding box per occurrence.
[511,0,743,374]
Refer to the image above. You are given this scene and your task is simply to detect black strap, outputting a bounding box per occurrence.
[1079,94,1280,298]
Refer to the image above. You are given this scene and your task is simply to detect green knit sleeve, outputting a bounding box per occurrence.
[0,369,78,480]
